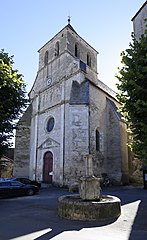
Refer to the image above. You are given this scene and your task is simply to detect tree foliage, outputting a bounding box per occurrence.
[116,31,147,162]
[0,49,28,158]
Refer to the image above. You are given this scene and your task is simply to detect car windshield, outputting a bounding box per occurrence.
[21,179,31,184]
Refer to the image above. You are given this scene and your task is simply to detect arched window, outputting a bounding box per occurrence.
[87,53,91,67]
[75,43,80,58]
[96,129,100,151]
[44,51,48,66]
[55,41,59,56]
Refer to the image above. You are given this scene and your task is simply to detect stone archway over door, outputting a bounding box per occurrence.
[43,151,53,183]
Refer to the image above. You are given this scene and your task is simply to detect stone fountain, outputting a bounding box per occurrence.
[58,155,121,220]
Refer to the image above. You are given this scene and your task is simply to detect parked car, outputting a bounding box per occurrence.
[0,180,39,198]
[10,177,41,188]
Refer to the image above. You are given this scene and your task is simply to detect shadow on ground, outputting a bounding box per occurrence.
[0,186,146,240]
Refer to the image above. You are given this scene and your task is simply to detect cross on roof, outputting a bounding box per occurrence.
[68,15,71,25]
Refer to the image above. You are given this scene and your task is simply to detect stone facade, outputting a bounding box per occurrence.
[14,22,130,187]
[132,1,147,40]
[13,105,32,177]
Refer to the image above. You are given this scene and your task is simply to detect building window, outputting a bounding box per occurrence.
[87,53,91,67]
[80,60,86,73]
[46,117,55,132]
[55,41,59,56]
[44,51,48,66]
[96,129,100,151]
[75,43,80,58]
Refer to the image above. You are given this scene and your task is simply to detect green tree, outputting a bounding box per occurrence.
[0,49,28,158]
[116,31,147,162]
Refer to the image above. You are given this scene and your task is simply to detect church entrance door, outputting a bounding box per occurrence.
[43,151,53,183]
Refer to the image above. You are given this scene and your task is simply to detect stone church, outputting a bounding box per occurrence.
[14,19,130,187]
[14,2,147,187]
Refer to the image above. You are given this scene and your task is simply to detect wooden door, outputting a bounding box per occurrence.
[43,151,53,183]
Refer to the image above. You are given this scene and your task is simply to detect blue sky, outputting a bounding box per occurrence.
[1,0,145,93]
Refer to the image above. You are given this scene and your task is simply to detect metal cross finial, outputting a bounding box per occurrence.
[68,15,71,25]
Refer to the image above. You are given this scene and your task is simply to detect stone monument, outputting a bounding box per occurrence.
[79,154,101,200]
[58,155,121,220]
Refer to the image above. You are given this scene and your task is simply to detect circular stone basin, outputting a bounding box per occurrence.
[58,194,121,221]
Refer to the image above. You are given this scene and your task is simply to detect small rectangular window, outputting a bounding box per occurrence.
[80,61,86,73]
[96,130,100,151]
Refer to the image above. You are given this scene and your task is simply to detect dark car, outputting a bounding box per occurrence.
[0,180,39,198]
[11,177,41,188]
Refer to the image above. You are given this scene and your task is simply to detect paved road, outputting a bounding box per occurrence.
[0,185,146,240]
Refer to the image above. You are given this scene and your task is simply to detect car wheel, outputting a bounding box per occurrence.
[27,189,34,196]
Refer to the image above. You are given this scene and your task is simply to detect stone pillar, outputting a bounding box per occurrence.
[84,154,93,176]
[79,154,101,200]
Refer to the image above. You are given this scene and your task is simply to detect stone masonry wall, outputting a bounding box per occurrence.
[89,83,128,184]
[132,2,147,40]
[63,105,89,186]
[13,105,32,178]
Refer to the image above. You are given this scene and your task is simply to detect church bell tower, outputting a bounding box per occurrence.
[29,18,98,186]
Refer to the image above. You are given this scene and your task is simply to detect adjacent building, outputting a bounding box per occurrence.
[132,1,147,40]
